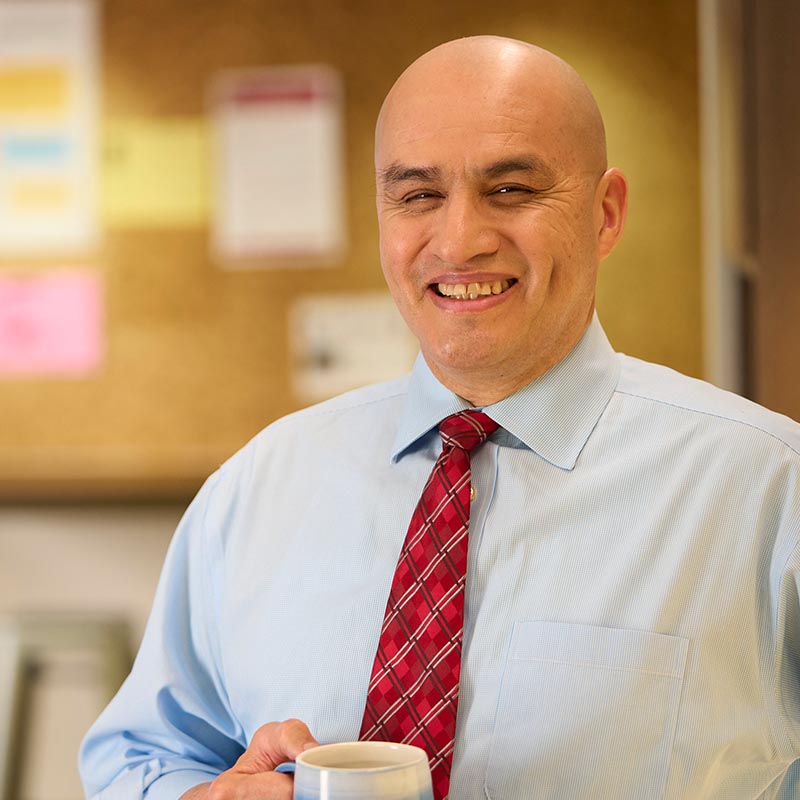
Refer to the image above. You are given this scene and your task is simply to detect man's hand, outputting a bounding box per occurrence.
[181,719,320,800]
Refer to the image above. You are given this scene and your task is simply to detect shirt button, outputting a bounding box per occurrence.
[470,485,476,502]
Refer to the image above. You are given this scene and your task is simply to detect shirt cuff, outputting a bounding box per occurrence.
[92,762,219,800]
[144,769,218,800]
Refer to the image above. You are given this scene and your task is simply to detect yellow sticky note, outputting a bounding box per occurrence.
[102,117,210,227]
[0,65,69,114]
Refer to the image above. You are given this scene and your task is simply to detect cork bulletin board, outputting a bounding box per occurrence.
[0,0,701,501]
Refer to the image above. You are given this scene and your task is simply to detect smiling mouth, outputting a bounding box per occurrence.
[433,279,516,300]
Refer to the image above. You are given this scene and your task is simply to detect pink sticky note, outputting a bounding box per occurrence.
[0,271,104,376]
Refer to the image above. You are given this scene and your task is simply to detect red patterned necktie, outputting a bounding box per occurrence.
[359,410,499,800]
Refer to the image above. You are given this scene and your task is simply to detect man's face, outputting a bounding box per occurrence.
[375,57,617,403]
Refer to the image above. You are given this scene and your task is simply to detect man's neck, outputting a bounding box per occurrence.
[421,320,593,406]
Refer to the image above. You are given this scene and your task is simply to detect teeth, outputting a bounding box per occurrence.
[437,279,512,299]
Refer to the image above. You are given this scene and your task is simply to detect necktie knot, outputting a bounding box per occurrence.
[439,410,499,453]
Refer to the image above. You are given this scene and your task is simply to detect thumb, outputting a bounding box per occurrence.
[235,719,320,773]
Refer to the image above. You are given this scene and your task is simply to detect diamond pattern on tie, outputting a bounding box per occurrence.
[360,410,499,800]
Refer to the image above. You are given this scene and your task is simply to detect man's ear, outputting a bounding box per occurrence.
[595,168,628,260]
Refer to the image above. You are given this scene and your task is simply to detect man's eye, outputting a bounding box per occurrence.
[494,185,532,196]
[489,185,540,206]
[403,191,439,203]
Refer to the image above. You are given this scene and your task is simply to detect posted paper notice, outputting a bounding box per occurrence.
[210,65,346,264]
[0,0,99,254]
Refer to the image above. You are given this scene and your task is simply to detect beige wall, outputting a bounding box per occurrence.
[0,506,180,799]
[0,2,701,797]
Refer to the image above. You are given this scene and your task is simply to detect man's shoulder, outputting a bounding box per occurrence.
[615,353,800,456]
[221,374,410,471]
[186,375,411,536]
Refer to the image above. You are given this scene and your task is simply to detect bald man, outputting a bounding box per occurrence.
[81,37,800,800]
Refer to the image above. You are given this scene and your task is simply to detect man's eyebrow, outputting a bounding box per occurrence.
[377,164,441,185]
[377,157,556,187]
[481,156,555,181]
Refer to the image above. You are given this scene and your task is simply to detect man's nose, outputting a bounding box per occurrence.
[428,195,500,265]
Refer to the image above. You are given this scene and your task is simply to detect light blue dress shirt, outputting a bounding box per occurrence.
[80,317,800,799]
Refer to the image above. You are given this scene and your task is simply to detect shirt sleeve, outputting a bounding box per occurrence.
[79,468,246,800]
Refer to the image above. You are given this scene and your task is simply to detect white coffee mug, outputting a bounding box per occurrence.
[293,741,433,800]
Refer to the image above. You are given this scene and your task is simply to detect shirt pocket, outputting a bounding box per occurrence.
[485,621,689,800]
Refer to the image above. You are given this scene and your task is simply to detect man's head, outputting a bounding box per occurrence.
[376,36,627,405]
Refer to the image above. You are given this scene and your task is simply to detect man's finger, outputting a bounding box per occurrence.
[275,718,320,760]
[234,719,319,774]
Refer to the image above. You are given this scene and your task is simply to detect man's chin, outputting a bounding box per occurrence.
[421,343,507,389]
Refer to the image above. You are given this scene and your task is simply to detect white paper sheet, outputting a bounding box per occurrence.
[290,292,418,402]
[210,65,346,265]
[0,0,98,254]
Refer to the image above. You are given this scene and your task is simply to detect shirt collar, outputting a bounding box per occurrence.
[391,314,620,470]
